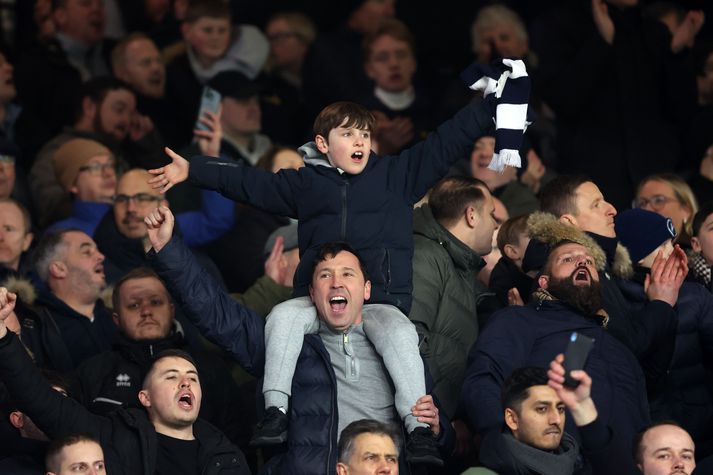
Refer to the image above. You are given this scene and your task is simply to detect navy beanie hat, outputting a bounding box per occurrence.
[615,209,676,264]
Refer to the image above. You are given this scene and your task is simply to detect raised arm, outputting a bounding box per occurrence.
[0,289,108,441]
[144,207,266,376]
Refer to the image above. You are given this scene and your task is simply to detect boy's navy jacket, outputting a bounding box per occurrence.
[187,99,494,313]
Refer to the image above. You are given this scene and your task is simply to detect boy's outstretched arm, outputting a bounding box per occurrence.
[148,147,190,193]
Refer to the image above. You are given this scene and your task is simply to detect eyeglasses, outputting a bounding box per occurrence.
[633,195,678,211]
[78,163,115,175]
[113,193,161,205]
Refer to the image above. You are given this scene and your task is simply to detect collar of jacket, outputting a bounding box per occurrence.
[585,232,634,279]
[114,325,185,365]
[413,204,486,272]
[532,288,609,328]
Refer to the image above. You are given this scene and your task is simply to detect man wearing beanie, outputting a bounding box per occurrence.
[616,208,713,451]
[47,138,116,236]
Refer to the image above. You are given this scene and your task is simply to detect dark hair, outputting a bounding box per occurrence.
[429,176,488,228]
[693,201,713,237]
[111,267,168,311]
[633,420,686,464]
[76,76,133,123]
[312,242,369,282]
[338,419,400,463]
[363,19,416,62]
[142,349,199,388]
[539,175,591,218]
[313,102,376,141]
[45,433,102,473]
[184,0,231,24]
[501,367,549,414]
[497,214,530,255]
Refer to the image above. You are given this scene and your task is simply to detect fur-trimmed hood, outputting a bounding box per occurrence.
[0,274,37,305]
[526,212,633,278]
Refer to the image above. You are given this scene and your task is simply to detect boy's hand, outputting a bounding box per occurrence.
[194,106,223,157]
[0,287,17,339]
[144,206,175,253]
[412,395,440,437]
[148,147,189,193]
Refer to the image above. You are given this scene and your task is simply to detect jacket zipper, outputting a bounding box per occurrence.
[340,179,348,240]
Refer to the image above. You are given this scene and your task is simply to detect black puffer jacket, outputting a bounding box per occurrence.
[187,98,494,313]
[618,269,713,445]
[0,332,250,475]
[75,329,248,446]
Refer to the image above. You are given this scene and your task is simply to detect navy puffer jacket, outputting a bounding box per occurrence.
[618,272,713,444]
[187,100,494,313]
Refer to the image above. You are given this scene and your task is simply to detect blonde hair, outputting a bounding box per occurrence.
[637,173,699,236]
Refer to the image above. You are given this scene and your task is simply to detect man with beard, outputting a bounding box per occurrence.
[534,177,684,390]
[462,241,685,471]
[29,76,163,228]
[31,229,116,368]
[93,168,231,285]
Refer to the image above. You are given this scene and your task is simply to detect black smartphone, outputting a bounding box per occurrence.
[563,332,595,388]
[195,86,221,131]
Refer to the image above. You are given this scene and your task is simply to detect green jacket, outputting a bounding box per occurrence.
[409,204,490,418]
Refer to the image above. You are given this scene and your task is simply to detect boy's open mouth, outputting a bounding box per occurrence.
[351,151,364,161]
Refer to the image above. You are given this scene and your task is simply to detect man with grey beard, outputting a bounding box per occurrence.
[462,240,685,473]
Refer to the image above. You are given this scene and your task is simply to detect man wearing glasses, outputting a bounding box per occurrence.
[47,138,117,236]
[93,168,232,285]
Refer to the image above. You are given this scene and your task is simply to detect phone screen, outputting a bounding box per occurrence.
[195,86,222,131]
[563,332,595,388]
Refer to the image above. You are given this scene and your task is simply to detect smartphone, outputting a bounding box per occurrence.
[563,332,595,388]
[195,86,221,131]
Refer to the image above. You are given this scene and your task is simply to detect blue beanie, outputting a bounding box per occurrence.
[615,209,676,264]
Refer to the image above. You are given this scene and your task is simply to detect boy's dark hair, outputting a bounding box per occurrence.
[338,419,400,463]
[692,201,713,237]
[501,367,549,414]
[497,214,530,255]
[633,420,685,464]
[312,242,370,282]
[362,19,416,62]
[142,349,199,388]
[429,176,487,228]
[313,102,376,141]
[112,267,168,311]
[539,175,591,218]
[45,433,101,472]
[76,76,132,123]
[184,0,231,24]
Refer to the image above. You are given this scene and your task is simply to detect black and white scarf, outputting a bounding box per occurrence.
[461,59,531,172]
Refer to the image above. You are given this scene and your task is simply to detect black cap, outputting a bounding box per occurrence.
[208,71,262,100]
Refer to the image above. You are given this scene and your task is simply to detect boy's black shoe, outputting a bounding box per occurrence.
[249,406,288,447]
[405,427,444,466]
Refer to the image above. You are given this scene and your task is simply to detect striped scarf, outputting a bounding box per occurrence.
[461,59,531,172]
